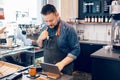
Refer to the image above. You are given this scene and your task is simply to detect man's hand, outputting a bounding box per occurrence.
[38,30,48,41]
[37,30,48,47]
[55,56,74,71]
[0,27,6,34]
[55,62,64,71]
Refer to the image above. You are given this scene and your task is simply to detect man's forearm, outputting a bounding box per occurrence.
[55,56,74,71]
[38,39,43,48]
[61,56,74,67]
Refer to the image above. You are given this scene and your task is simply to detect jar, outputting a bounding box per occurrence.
[29,67,36,77]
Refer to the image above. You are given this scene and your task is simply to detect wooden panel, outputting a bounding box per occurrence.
[61,0,78,21]
[0,61,23,76]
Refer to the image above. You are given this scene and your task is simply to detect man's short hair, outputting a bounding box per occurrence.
[41,4,57,15]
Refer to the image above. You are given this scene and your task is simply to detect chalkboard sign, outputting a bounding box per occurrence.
[78,0,112,23]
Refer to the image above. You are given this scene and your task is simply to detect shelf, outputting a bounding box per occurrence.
[67,21,112,25]
[78,22,112,25]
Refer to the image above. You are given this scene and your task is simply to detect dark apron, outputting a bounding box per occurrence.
[43,35,73,75]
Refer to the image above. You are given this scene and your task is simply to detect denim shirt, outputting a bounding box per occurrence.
[42,20,80,59]
[57,20,80,59]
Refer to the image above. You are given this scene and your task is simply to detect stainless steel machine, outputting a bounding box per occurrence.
[110,0,120,51]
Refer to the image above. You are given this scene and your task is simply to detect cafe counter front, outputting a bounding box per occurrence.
[0,45,73,80]
[91,47,120,80]
[0,65,73,80]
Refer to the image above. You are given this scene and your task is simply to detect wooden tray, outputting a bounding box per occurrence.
[0,61,23,77]
[42,72,61,79]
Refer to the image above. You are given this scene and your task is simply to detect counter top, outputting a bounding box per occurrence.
[21,73,73,80]
[80,40,110,45]
[91,47,120,61]
[1,68,73,80]
[0,46,34,57]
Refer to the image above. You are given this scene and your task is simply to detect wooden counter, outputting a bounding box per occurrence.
[21,74,73,80]
[1,68,73,80]
[0,61,23,79]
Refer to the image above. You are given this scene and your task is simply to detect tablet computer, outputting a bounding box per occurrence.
[40,63,61,79]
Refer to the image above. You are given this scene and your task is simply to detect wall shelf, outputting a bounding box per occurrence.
[78,22,112,25]
[67,21,112,25]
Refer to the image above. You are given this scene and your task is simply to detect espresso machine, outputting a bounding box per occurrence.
[110,0,120,51]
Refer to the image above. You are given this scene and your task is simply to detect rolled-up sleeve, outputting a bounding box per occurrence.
[67,26,80,59]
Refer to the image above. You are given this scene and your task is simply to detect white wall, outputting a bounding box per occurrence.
[1,0,38,24]
[47,0,61,14]
[76,24,111,41]
[0,0,3,5]
[36,0,43,25]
